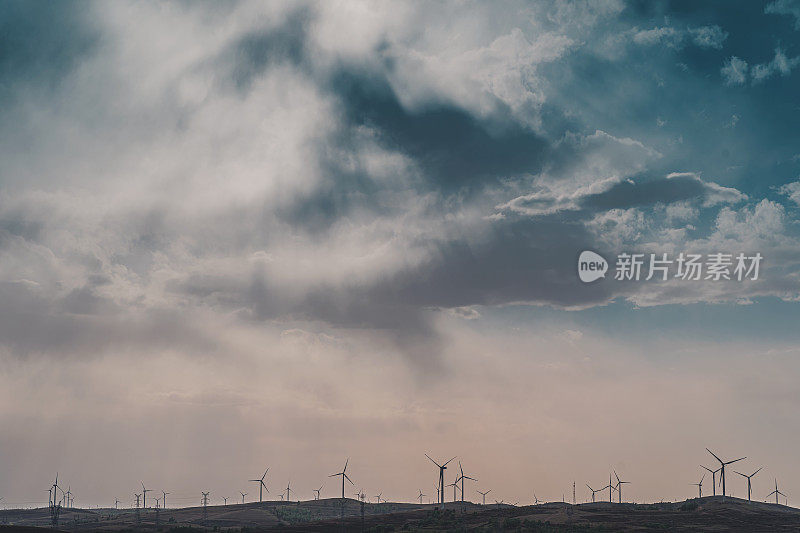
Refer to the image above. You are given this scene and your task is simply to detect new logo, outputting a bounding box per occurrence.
[578,250,608,283]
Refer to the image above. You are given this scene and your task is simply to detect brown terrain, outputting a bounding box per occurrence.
[1,496,799,532]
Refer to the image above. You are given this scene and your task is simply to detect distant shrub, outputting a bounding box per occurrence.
[680,500,698,511]
[366,525,396,532]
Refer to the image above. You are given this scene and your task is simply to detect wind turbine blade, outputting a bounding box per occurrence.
[706,448,723,464]
[752,467,762,477]
[614,470,620,483]
[343,458,349,472]
[345,474,355,486]
[442,456,457,467]
[734,471,746,477]
[425,454,441,468]
[700,465,714,473]
[726,457,746,465]
[262,468,269,480]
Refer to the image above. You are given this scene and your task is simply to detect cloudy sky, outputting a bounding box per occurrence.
[2,0,800,508]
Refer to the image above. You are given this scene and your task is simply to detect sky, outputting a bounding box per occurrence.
[1,0,800,509]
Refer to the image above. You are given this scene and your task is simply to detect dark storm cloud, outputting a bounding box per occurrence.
[580,173,731,211]
[367,217,614,310]
[277,67,551,231]
[329,70,550,192]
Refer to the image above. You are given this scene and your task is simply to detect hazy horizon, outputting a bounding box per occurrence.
[2,0,800,511]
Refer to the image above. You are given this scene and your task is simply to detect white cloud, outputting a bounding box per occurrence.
[778,179,800,205]
[713,199,786,241]
[497,130,660,216]
[721,56,749,85]
[631,25,727,49]
[765,0,800,30]
[752,48,800,83]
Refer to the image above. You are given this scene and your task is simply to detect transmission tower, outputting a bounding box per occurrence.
[134,493,141,525]
[202,491,210,525]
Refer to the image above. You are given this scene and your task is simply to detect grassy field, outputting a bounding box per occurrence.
[1,496,798,532]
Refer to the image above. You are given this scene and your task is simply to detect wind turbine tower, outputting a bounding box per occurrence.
[49,473,61,528]
[250,468,269,502]
[614,471,630,503]
[456,462,477,503]
[329,458,355,500]
[734,468,761,502]
[706,448,745,498]
[586,484,602,503]
[701,466,721,496]
[691,474,705,498]
[767,479,787,505]
[141,482,150,509]
[425,454,456,506]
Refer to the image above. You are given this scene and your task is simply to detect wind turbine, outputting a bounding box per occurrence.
[285,481,292,502]
[446,481,460,502]
[141,482,151,509]
[374,492,382,504]
[249,468,269,502]
[51,474,60,507]
[162,491,170,508]
[477,489,491,505]
[767,479,787,505]
[690,474,705,498]
[700,465,721,496]
[614,471,630,503]
[706,449,745,497]
[425,454,456,506]
[456,462,476,503]
[533,493,542,505]
[115,498,120,510]
[734,467,761,502]
[601,473,616,503]
[223,497,228,506]
[313,486,323,500]
[329,458,355,500]
[586,484,602,503]
[239,492,247,505]
[417,490,426,504]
